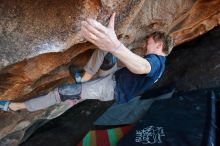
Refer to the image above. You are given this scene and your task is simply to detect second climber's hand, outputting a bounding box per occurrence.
[80,12,121,53]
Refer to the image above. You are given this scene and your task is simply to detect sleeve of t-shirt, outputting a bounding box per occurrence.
[145,55,161,77]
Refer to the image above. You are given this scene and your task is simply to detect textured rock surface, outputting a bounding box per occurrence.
[0,0,220,145]
[1,0,220,100]
[0,101,77,146]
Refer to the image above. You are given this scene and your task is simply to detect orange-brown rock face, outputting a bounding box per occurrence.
[170,0,220,45]
[0,0,219,145]
[0,0,220,100]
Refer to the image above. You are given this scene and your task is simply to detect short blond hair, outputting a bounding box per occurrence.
[146,31,174,55]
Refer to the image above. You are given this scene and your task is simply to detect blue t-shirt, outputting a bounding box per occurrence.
[114,54,166,104]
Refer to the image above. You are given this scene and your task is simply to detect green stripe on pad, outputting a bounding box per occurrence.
[107,129,118,146]
[83,132,90,146]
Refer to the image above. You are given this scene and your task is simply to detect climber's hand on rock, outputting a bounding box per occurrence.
[81,12,121,53]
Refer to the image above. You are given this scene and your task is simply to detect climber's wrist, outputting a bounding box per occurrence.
[110,40,122,53]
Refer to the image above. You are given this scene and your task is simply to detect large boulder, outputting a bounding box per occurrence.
[0,0,219,145]
[0,0,219,100]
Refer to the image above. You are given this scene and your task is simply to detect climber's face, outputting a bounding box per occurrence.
[143,37,163,55]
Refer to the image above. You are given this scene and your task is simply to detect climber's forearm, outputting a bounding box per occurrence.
[111,43,151,74]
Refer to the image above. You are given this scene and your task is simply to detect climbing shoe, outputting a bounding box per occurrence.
[69,64,82,84]
[0,101,10,112]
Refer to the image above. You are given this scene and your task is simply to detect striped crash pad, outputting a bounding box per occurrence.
[77,125,133,146]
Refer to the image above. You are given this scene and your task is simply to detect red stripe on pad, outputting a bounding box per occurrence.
[120,125,134,135]
[96,130,110,146]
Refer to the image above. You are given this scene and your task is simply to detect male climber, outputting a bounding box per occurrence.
[0,13,173,112]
